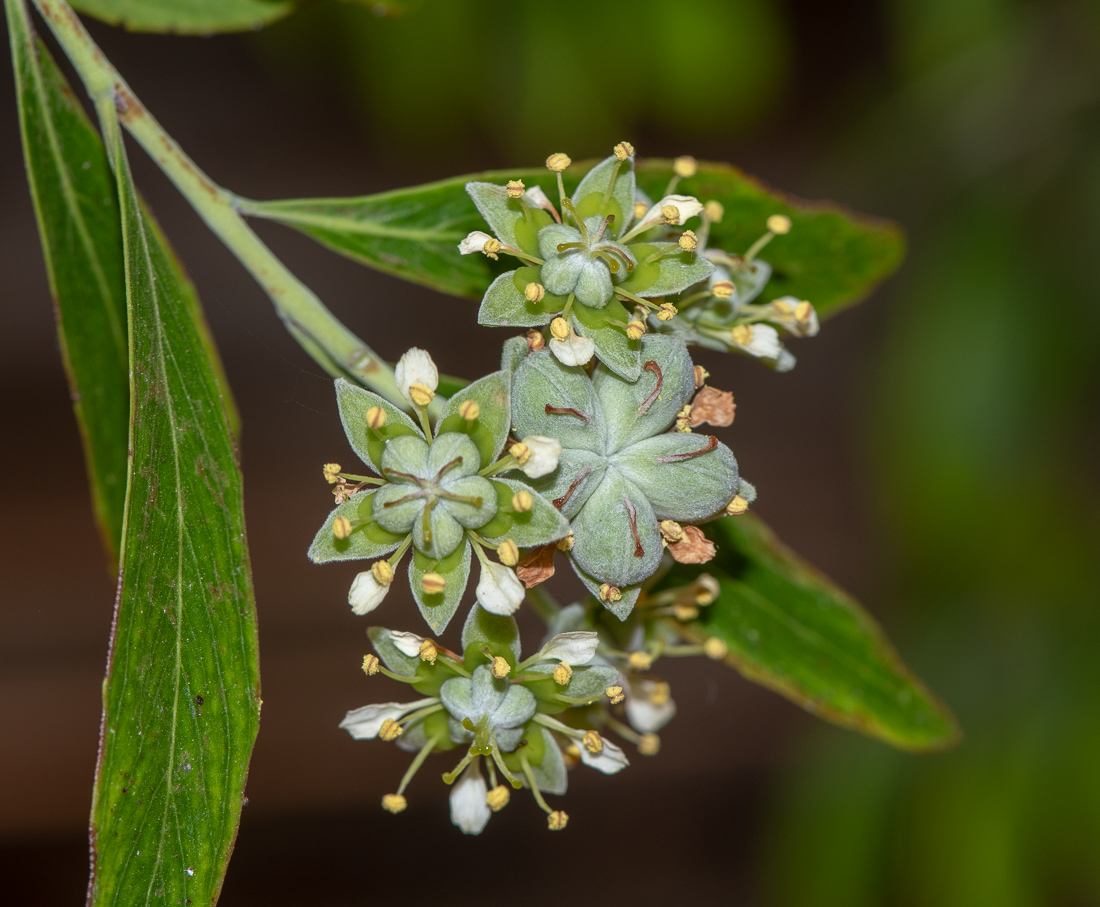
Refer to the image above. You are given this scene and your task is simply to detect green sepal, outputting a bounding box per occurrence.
[511,348,607,454]
[466,181,549,253]
[478,268,560,327]
[513,726,567,796]
[528,663,618,713]
[461,603,521,663]
[617,243,662,294]
[501,335,531,373]
[308,491,406,563]
[593,334,695,452]
[573,300,641,381]
[572,154,636,241]
[480,478,570,548]
[335,378,421,473]
[368,626,420,677]
[512,209,555,257]
[410,540,473,634]
[437,370,511,466]
[570,468,663,587]
[396,708,456,753]
[613,434,739,523]
[521,449,606,521]
[572,562,641,621]
[638,250,714,297]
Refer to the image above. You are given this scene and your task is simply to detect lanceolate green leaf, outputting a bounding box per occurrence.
[681,515,959,752]
[8,4,128,566]
[85,107,260,905]
[245,161,903,318]
[69,0,292,34]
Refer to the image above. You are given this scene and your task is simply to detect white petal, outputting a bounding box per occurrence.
[578,737,630,775]
[624,681,677,733]
[476,562,525,616]
[538,631,599,665]
[458,230,495,255]
[348,571,388,616]
[520,435,562,479]
[449,759,491,835]
[737,323,782,360]
[394,347,439,403]
[649,194,704,225]
[549,333,595,367]
[523,185,552,209]
[388,630,428,657]
[339,698,438,739]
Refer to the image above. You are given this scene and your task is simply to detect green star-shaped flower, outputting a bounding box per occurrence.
[464,150,714,380]
[510,335,739,618]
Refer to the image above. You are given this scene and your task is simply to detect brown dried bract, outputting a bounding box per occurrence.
[516,544,556,588]
[690,386,736,428]
[666,525,716,564]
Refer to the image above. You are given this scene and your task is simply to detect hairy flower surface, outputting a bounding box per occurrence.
[511,335,739,617]
[309,359,569,633]
[463,146,713,380]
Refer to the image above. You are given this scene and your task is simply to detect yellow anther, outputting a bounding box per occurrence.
[546,152,572,172]
[659,519,685,543]
[599,583,622,604]
[583,729,604,754]
[695,574,720,605]
[711,281,735,300]
[678,230,699,252]
[613,141,635,161]
[673,155,698,178]
[458,400,481,421]
[511,489,533,512]
[323,462,342,484]
[550,316,570,341]
[628,650,653,670]
[694,364,709,388]
[381,793,407,813]
[766,213,791,235]
[638,733,661,756]
[547,810,569,830]
[731,324,753,346]
[726,495,749,516]
[506,179,525,199]
[606,684,625,704]
[371,560,395,586]
[704,637,729,660]
[795,300,814,323]
[491,655,511,679]
[657,303,677,322]
[509,441,531,464]
[379,718,404,742]
[524,282,546,304]
[634,200,649,220]
[408,382,435,408]
[553,662,573,685]
[626,320,647,341]
[497,539,520,567]
[421,572,446,595]
[418,639,438,663]
[772,298,795,315]
[556,530,575,551]
[661,204,681,224]
[648,680,671,706]
[482,237,502,260]
[525,328,546,352]
[332,516,353,540]
[366,405,387,430]
[672,603,700,621]
[564,742,581,760]
[675,404,693,433]
[362,653,380,676]
[486,785,511,811]
[704,199,724,222]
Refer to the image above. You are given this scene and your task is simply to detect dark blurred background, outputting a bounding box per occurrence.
[3,0,1099,903]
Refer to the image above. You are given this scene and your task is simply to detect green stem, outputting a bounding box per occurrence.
[526,584,561,625]
[30,0,404,404]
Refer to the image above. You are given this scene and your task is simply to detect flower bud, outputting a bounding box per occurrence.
[673,155,697,178]
[553,662,573,685]
[546,152,571,172]
[613,141,635,161]
[366,405,387,430]
[323,462,342,484]
[395,348,439,408]
[511,489,533,512]
[524,282,546,303]
[550,316,570,341]
[349,569,389,615]
[476,561,526,616]
[497,539,520,566]
[767,213,792,234]
[381,793,407,813]
[458,400,481,421]
[547,810,569,830]
[606,685,625,704]
[678,230,699,252]
[362,653,380,676]
[333,516,353,540]
[421,572,446,595]
[505,179,525,199]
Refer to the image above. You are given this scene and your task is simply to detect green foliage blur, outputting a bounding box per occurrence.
[254,0,1100,900]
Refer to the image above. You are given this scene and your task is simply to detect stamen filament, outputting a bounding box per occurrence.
[600,161,622,212]
[519,754,552,814]
[396,735,441,796]
[387,534,414,568]
[644,243,682,265]
[743,230,776,263]
[337,473,385,484]
[479,454,519,477]
[415,403,433,441]
[501,244,545,266]
[605,716,642,745]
